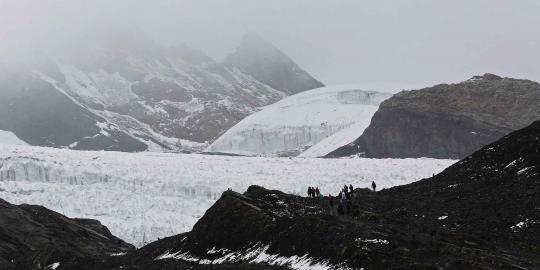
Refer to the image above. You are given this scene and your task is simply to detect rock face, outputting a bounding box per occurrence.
[0,31,322,152]
[224,33,324,95]
[99,119,540,269]
[328,74,540,159]
[0,199,133,270]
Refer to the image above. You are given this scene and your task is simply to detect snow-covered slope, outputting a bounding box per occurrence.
[206,86,392,156]
[0,144,455,247]
[0,130,27,145]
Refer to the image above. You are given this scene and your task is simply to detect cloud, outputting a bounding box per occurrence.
[0,0,539,87]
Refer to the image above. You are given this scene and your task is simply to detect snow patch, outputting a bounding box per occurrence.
[157,244,353,270]
[517,166,534,175]
[46,262,60,270]
[0,130,27,146]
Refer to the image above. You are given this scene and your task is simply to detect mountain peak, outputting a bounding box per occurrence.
[237,33,279,55]
[468,73,502,82]
[224,33,324,95]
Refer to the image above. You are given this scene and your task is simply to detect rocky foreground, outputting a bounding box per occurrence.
[329,74,540,159]
[1,120,539,269]
[0,199,133,270]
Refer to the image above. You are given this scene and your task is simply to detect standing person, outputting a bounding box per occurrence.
[371,181,377,191]
[315,187,320,198]
[307,187,312,198]
[349,184,354,193]
[329,196,335,216]
[341,193,349,215]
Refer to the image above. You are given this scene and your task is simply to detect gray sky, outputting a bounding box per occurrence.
[1,0,539,90]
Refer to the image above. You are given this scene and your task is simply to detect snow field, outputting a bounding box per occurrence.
[0,144,455,246]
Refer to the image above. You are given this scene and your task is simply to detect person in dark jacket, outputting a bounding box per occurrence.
[307,187,313,198]
[371,181,377,191]
[349,184,354,193]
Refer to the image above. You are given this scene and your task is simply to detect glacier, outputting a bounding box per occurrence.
[0,144,455,246]
[206,86,392,157]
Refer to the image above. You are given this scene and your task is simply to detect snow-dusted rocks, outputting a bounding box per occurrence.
[0,144,454,246]
[206,86,392,157]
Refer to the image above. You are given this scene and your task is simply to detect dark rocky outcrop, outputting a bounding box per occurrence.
[0,199,134,270]
[98,120,540,269]
[224,33,324,95]
[328,74,540,159]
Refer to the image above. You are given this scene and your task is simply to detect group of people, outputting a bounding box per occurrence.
[307,186,321,198]
[307,181,378,217]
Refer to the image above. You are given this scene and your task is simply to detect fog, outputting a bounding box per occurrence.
[1,0,539,89]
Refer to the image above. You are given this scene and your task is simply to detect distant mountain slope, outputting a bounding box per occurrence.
[0,31,322,152]
[328,74,540,159]
[206,86,391,157]
[224,33,324,95]
[0,199,133,270]
[99,119,540,269]
[0,66,147,151]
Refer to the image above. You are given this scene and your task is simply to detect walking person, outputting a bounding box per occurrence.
[371,181,377,191]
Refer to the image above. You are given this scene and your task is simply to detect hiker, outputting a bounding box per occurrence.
[343,184,348,193]
[349,184,353,193]
[329,196,336,216]
[371,181,377,191]
[315,187,320,197]
[307,186,313,198]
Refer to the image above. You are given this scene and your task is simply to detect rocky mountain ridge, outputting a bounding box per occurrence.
[328,73,540,159]
[0,32,322,152]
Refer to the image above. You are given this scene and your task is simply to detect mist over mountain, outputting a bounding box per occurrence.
[0,30,322,152]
